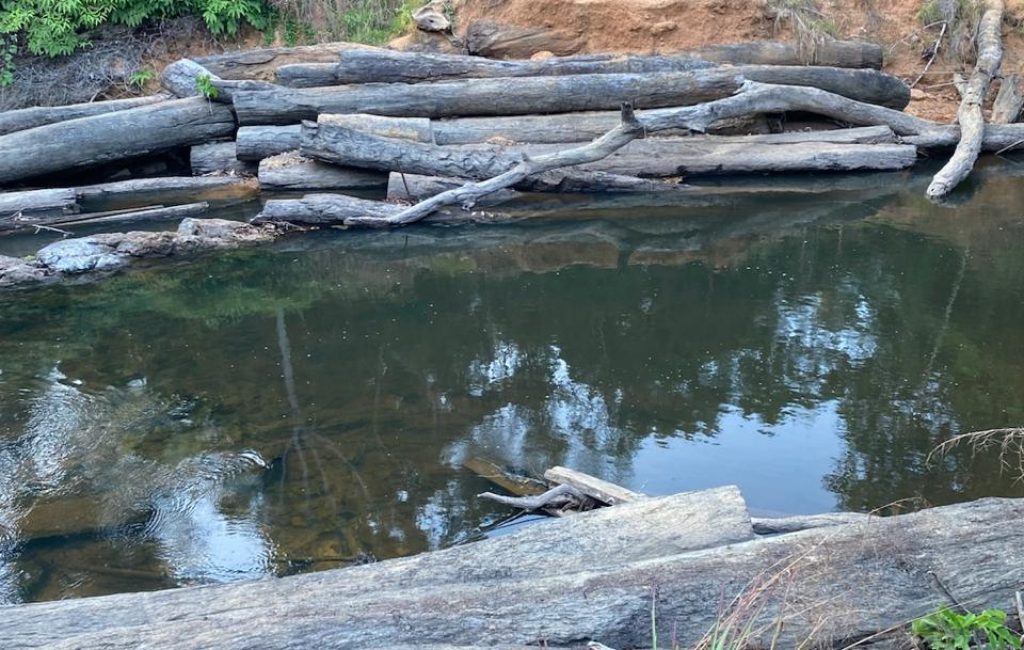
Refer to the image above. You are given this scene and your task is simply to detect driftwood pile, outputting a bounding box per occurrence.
[0,14,1020,280]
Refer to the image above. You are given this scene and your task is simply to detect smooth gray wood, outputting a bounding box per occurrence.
[0,188,79,223]
[927,0,1005,198]
[235,125,301,160]
[161,59,219,98]
[190,142,257,176]
[231,70,746,125]
[276,49,714,86]
[692,39,884,69]
[0,95,167,137]
[258,155,386,191]
[301,122,915,179]
[543,466,644,505]
[992,72,1023,124]
[322,113,893,146]
[0,98,237,186]
[275,50,904,108]
[2,497,1019,650]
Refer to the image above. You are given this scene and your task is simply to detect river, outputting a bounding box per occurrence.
[1,161,1022,603]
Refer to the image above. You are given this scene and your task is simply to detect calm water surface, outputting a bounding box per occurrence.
[1,164,1023,603]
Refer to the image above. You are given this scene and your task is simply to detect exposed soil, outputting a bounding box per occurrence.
[451,0,1024,122]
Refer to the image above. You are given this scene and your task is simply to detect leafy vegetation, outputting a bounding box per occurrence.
[912,607,1022,650]
[195,72,219,99]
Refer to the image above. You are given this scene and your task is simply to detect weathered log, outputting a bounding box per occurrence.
[276,50,907,109]
[276,49,714,86]
[315,113,894,147]
[4,497,1021,650]
[235,125,302,160]
[238,68,910,128]
[751,512,875,535]
[0,188,79,223]
[231,70,744,125]
[992,73,1023,124]
[464,22,882,69]
[478,483,590,510]
[190,143,258,176]
[0,98,237,186]
[193,43,374,80]
[543,466,644,505]
[59,203,210,228]
[75,177,260,209]
[161,59,220,98]
[258,154,387,191]
[927,0,1005,198]
[301,121,916,181]
[0,95,168,137]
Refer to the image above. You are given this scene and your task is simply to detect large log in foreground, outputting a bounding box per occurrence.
[232,66,909,125]
[3,496,1020,649]
[0,98,237,186]
[927,0,1005,199]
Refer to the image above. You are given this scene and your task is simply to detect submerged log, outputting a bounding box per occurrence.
[190,143,258,176]
[927,0,1005,198]
[0,95,168,137]
[3,496,1020,650]
[233,66,908,126]
[258,154,387,191]
[58,203,211,229]
[0,188,79,223]
[0,98,237,186]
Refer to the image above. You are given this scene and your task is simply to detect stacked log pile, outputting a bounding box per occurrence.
[0,27,1021,281]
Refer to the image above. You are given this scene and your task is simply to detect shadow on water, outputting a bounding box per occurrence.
[1,161,1023,603]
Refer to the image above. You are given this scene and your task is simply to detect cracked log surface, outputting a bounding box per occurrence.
[0,98,237,186]
[1,496,1020,649]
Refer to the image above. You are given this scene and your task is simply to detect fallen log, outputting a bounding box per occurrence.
[313,113,894,147]
[926,0,1005,199]
[190,143,258,176]
[543,466,644,505]
[301,120,916,180]
[57,203,210,229]
[276,50,908,110]
[235,125,301,160]
[478,483,591,511]
[992,73,1023,124]
[258,154,387,191]
[232,66,909,126]
[193,42,375,80]
[0,188,79,223]
[4,496,1020,649]
[0,98,237,186]
[75,177,260,209]
[0,95,168,137]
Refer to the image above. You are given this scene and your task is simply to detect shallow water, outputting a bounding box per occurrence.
[2,164,1023,603]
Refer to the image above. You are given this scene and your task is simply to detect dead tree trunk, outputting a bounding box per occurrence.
[992,73,1023,124]
[300,119,915,182]
[235,125,302,160]
[276,50,907,109]
[192,43,376,80]
[232,66,908,125]
[926,0,1005,199]
[0,95,168,137]
[258,155,387,191]
[190,143,257,176]
[0,98,237,186]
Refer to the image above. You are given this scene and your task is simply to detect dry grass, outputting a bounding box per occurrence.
[927,427,1024,481]
[267,0,416,43]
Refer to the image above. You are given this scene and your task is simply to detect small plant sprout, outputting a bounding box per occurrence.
[912,607,1022,650]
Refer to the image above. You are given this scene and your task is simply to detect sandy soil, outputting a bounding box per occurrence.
[452,0,1024,122]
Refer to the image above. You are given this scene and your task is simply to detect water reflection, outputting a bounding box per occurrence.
[1,165,1023,603]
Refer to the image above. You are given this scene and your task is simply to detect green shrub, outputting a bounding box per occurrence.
[0,0,275,58]
[912,607,1022,650]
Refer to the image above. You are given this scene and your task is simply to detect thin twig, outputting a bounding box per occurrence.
[912,22,948,89]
